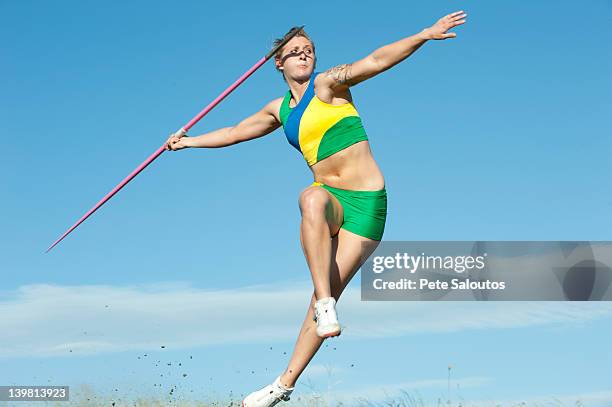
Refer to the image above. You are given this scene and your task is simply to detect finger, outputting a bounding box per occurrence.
[450,10,464,17]
[444,32,457,39]
[452,13,467,21]
[453,20,466,27]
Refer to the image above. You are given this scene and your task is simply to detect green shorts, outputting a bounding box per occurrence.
[312,181,387,241]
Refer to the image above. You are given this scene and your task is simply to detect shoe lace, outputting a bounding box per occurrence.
[313,304,326,323]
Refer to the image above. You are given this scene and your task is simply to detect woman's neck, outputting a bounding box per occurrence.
[287,74,313,104]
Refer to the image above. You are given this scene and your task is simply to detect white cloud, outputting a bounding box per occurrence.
[1,280,611,357]
[320,376,491,405]
[302,363,344,378]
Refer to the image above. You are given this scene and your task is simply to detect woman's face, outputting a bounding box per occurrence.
[276,36,315,81]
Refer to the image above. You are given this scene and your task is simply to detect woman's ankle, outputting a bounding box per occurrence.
[279,371,296,389]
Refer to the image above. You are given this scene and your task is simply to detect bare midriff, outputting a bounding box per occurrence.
[310,140,385,191]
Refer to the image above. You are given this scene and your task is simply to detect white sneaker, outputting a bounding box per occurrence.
[313,297,341,338]
[242,375,294,407]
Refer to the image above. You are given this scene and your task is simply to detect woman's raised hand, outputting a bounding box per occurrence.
[165,128,189,151]
[422,10,467,40]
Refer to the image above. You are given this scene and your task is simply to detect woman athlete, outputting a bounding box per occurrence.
[165,10,467,407]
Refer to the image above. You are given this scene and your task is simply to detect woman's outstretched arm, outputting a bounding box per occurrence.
[319,10,468,90]
[165,98,281,150]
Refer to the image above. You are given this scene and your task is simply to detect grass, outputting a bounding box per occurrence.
[0,388,589,407]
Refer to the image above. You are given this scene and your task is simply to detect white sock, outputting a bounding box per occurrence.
[276,376,294,391]
[317,297,334,305]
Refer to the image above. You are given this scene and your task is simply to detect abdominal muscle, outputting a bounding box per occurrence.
[310,140,385,191]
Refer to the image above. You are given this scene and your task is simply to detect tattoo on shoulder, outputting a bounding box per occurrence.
[324,64,353,85]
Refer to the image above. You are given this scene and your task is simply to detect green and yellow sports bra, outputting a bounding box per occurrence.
[279,71,369,166]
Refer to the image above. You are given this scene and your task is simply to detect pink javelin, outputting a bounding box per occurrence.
[46,26,304,253]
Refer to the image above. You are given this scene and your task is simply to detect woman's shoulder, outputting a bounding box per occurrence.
[313,70,353,105]
[264,96,286,124]
[268,96,286,111]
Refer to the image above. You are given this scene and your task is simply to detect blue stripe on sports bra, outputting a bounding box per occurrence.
[284,72,317,152]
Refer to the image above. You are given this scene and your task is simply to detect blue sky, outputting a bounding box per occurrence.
[1,0,611,405]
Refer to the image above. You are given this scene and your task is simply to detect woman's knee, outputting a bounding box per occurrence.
[299,188,329,223]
